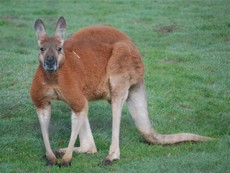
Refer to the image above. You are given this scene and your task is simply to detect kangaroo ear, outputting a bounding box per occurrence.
[34,19,46,45]
[55,16,66,44]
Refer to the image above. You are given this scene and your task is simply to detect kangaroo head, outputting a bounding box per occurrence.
[34,16,66,72]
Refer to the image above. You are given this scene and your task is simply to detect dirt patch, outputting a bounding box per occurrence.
[155,24,181,33]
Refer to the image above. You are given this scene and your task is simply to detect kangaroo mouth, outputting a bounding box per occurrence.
[43,64,58,72]
[43,58,58,72]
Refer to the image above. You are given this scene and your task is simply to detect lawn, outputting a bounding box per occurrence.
[0,0,229,172]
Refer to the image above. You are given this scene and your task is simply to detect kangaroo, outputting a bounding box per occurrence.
[30,16,211,166]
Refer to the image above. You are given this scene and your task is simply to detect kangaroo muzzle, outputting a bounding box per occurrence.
[43,56,58,72]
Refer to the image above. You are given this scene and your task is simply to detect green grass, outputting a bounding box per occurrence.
[0,0,229,172]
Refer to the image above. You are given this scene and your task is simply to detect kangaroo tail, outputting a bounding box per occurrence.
[127,80,211,145]
[142,130,211,145]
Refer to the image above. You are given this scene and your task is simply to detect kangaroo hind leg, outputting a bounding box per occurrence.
[104,75,130,164]
[56,115,97,156]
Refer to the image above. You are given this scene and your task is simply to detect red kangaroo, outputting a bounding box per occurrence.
[30,16,211,166]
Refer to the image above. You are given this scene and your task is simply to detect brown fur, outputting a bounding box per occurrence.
[31,26,143,110]
[31,17,211,166]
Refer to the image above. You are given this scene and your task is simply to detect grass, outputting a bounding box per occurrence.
[0,0,229,172]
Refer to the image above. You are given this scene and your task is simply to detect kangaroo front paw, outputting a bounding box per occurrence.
[45,153,57,165]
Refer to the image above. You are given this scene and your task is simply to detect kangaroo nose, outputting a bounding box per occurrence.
[46,56,56,65]
[44,56,57,71]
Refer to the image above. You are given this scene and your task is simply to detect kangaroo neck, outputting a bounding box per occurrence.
[40,65,59,84]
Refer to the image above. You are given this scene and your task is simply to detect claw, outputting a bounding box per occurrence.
[58,161,72,167]
[102,159,113,166]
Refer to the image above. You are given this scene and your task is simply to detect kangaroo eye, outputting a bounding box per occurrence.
[40,48,45,52]
[56,47,62,52]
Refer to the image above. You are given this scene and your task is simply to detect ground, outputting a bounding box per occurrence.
[0,0,229,172]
